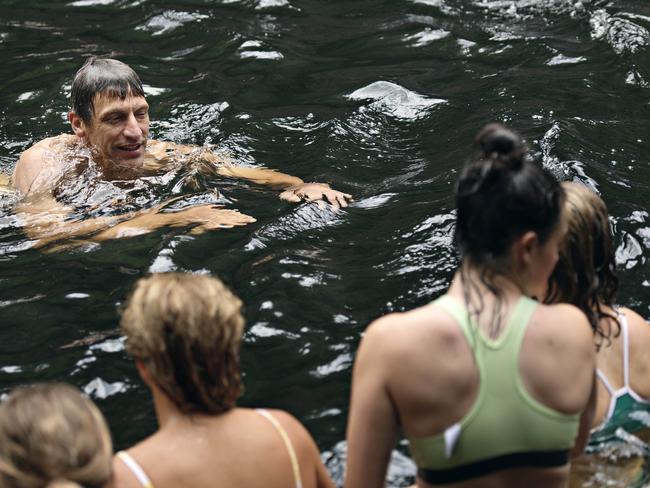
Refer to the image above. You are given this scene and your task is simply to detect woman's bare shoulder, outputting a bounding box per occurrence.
[535,302,594,343]
[364,301,461,353]
[526,302,595,376]
[619,306,650,332]
[619,306,650,355]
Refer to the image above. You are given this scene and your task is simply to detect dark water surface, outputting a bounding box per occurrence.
[1,0,649,486]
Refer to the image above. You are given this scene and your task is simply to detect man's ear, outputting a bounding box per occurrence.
[512,230,539,267]
[68,111,87,138]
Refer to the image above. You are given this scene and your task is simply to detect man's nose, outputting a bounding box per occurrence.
[123,113,143,139]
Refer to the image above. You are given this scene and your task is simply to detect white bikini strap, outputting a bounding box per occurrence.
[116,451,154,488]
[596,368,615,395]
[255,409,303,488]
[620,312,630,387]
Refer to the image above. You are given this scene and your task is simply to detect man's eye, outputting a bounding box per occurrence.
[136,111,148,119]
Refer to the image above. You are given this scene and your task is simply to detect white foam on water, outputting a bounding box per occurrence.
[474,0,587,19]
[590,9,650,54]
[83,378,128,399]
[256,0,290,9]
[547,54,587,66]
[409,0,457,15]
[240,40,263,49]
[90,338,126,353]
[353,193,397,210]
[69,0,117,6]
[405,28,450,47]
[239,40,284,60]
[625,70,650,88]
[239,50,284,60]
[616,233,643,269]
[0,366,22,373]
[136,10,209,36]
[17,91,40,102]
[312,352,353,378]
[346,81,446,120]
[65,292,90,299]
[143,84,169,96]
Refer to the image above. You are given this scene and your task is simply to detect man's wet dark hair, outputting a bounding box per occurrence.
[455,123,565,336]
[71,56,145,123]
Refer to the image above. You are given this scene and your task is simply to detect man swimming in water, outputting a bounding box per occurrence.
[12,57,351,245]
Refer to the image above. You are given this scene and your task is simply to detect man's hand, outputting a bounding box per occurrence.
[279,183,353,209]
[175,206,257,235]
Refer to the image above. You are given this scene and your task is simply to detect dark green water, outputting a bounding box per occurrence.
[0,1,649,486]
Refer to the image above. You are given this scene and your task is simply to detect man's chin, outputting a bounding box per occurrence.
[112,151,146,169]
[101,154,145,177]
[116,157,145,169]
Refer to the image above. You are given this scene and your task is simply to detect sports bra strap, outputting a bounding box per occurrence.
[255,409,303,488]
[116,451,154,488]
[432,295,476,349]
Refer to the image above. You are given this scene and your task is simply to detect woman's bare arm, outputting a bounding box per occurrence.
[345,318,400,488]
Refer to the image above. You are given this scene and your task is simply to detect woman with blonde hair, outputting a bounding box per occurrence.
[113,272,334,488]
[345,124,596,488]
[0,383,113,488]
[547,183,650,472]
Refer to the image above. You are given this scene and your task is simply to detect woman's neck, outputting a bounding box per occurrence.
[148,383,233,432]
[149,383,190,429]
[448,263,527,303]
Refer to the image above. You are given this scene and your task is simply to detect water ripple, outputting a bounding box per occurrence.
[404,28,450,47]
[239,40,284,60]
[590,9,650,54]
[346,81,446,121]
[83,377,129,399]
[136,10,209,36]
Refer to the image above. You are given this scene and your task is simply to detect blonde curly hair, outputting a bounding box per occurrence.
[120,273,245,415]
[0,383,112,488]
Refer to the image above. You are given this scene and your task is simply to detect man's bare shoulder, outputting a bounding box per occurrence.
[13,134,75,194]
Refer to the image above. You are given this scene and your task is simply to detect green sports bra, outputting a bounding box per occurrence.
[408,295,580,484]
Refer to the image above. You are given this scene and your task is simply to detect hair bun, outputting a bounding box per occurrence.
[475,123,525,169]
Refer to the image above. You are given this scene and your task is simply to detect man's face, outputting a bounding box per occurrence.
[72,93,150,170]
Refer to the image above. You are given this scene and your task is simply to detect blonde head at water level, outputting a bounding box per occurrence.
[0,383,112,488]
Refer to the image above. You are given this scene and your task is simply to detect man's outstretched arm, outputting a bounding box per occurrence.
[149,140,353,208]
[217,164,353,208]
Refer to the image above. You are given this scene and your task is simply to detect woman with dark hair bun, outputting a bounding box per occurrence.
[345,124,596,488]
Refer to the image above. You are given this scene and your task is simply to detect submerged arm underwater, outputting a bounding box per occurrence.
[14,192,255,249]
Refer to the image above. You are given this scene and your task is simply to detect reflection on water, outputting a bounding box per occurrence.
[1,0,650,486]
